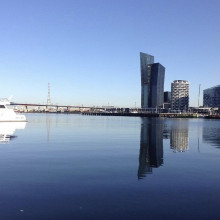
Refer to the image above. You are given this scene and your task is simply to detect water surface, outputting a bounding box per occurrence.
[0,114,219,220]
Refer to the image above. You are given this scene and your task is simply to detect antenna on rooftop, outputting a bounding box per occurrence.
[47,83,51,106]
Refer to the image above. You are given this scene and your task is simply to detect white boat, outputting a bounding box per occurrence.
[0,98,27,122]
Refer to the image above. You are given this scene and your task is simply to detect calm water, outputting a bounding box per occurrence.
[0,114,220,220]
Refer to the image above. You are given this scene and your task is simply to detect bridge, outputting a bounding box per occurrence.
[10,102,135,112]
[11,102,102,109]
[10,102,201,118]
[10,102,170,114]
[10,102,159,113]
[10,102,108,112]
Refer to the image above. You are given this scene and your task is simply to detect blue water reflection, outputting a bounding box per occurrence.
[138,118,163,179]
[203,120,220,147]
[0,114,219,220]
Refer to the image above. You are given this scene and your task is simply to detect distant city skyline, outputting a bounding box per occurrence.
[0,0,219,107]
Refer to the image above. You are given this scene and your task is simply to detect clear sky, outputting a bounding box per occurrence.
[0,0,219,107]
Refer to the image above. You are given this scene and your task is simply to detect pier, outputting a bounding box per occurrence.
[82,112,198,118]
[82,112,159,117]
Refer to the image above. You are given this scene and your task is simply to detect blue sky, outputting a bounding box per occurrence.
[0,0,219,107]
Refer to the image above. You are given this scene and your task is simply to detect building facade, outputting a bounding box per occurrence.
[140,52,165,108]
[164,91,171,103]
[171,80,189,111]
[163,91,171,109]
[203,85,220,108]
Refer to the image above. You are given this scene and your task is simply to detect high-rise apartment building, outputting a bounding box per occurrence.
[171,80,189,111]
[203,85,220,108]
[140,52,165,108]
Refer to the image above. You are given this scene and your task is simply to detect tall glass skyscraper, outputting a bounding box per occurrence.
[140,52,165,108]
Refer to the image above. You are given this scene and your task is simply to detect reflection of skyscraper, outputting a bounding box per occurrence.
[140,52,165,108]
[163,123,170,139]
[203,126,220,147]
[170,120,189,152]
[138,118,163,179]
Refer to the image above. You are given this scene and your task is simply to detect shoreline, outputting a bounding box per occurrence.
[20,111,220,119]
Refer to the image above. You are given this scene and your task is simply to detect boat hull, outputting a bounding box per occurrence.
[0,109,27,122]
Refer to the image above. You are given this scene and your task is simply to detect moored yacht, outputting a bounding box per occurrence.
[0,98,27,122]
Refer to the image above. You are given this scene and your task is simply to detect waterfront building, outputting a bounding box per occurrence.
[203,85,220,108]
[140,52,165,108]
[163,91,171,109]
[164,91,171,103]
[171,80,189,111]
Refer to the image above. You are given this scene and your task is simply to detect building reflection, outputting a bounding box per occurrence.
[163,123,170,139]
[203,126,220,147]
[0,122,26,143]
[170,120,189,152]
[138,118,163,179]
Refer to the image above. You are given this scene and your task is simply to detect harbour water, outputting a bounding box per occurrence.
[0,114,220,220]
